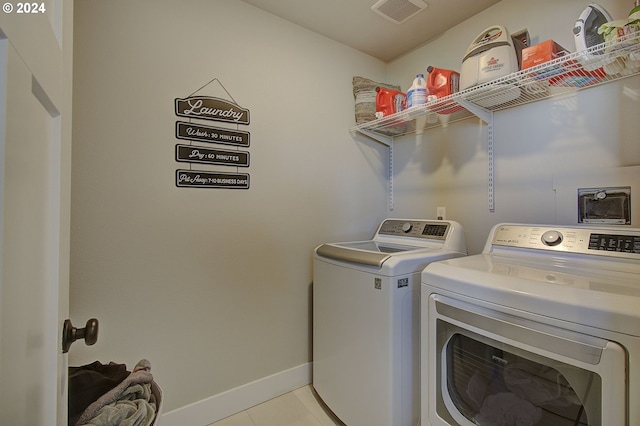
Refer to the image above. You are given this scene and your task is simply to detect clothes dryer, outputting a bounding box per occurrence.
[313,219,467,426]
[421,223,640,426]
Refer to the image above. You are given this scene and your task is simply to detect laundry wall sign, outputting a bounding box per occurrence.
[175,121,250,147]
[176,170,250,189]
[174,79,251,190]
[176,145,249,167]
[175,96,250,125]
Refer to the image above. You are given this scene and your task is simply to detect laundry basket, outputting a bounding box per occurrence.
[69,359,162,426]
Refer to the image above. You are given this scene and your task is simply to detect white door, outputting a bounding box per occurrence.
[0,1,73,424]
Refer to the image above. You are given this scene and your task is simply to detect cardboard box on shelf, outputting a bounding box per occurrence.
[521,40,568,69]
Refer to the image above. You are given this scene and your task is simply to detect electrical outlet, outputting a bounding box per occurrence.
[437,207,446,220]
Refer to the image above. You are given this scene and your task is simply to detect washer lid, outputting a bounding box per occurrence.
[316,241,427,267]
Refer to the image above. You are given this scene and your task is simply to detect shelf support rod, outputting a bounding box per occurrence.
[454,98,492,124]
[353,129,392,147]
[487,116,495,212]
[455,99,495,211]
[389,142,394,211]
[350,128,394,209]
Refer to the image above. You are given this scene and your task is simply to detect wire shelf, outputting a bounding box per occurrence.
[351,30,640,141]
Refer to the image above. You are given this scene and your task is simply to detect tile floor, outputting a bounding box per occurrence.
[208,385,344,426]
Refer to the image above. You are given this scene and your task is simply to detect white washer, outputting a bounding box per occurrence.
[421,223,640,426]
[313,219,467,426]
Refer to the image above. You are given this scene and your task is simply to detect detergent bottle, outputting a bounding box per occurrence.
[406,74,427,108]
[375,87,406,118]
[426,66,460,98]
[426,66,462,114]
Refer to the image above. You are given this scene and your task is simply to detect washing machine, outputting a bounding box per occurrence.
[313,219,467,426]
[421,223,640,426]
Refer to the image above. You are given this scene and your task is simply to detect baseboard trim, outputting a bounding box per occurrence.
[160,362,312,425]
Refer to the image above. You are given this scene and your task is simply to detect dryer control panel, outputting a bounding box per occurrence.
[491,224,640,258]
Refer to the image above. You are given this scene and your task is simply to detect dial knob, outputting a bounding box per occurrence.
[541,230,563,246]
[594,190,607,200]
[402,223,413,233]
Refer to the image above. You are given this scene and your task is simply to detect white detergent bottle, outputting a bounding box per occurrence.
[407,73,427,108]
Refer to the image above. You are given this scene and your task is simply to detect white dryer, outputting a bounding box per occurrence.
[313,219,467,426]
[421,223,640,426]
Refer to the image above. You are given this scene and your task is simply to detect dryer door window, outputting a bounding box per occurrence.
[429,295,627,426]
[445,333,596,425]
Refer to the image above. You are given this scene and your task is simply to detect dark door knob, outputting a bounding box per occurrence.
[62,318,99,353]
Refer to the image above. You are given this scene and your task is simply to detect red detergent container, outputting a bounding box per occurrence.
[375,87,406,117]
[426,66,463,114]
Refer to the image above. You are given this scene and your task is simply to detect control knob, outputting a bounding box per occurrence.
[541,230,563,246]
[402,223,413,233]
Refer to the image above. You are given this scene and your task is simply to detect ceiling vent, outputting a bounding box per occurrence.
[371,0,428,24]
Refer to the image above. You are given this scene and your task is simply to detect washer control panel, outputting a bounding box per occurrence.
[492,224,640,258]
[378,219,450,240]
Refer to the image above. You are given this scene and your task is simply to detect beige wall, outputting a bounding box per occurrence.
[70,0,640,418]
[70,0,389,413]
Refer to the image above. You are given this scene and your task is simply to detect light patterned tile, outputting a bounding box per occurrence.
[246,392,323,426]
[208,410,256,426]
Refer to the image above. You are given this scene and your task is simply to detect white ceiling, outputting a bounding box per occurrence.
[239,0,502,62]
